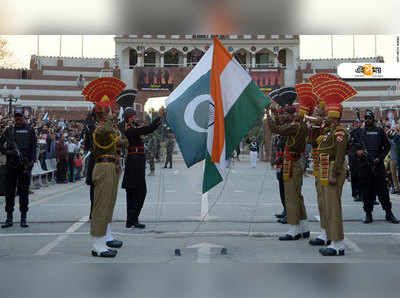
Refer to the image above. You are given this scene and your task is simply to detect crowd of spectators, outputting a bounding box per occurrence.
[0,109,85,184]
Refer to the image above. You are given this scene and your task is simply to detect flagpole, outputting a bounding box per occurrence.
[201,160,209,221]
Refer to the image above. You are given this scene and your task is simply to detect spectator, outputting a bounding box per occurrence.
[73,153,83,181]
[387,127,400,194]
[55,136,68,183]
[66,137,76,182]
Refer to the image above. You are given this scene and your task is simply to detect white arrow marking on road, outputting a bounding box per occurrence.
[35,215,89,256]
[187,242,223,263]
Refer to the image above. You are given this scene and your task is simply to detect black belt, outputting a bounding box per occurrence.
[96,157,117,164]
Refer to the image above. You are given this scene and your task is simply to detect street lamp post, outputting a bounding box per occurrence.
[1,86,21,115]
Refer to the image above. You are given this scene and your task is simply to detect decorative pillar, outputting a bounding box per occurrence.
[160,53,165,67]
[183,54,187,67]
[137,53,143,66]
[251,53,256,68]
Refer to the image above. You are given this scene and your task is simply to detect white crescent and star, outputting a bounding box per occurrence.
[184,94,213,133]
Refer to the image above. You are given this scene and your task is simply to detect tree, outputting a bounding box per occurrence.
[0,39,15,68]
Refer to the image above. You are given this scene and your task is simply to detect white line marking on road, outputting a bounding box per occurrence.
[234,190,245,193]
[34,216,89,256]
[187,242,223,263]
[344,237,363,253]
[313,210,362,253]
[173,170,179,175]
[165,190,177,193]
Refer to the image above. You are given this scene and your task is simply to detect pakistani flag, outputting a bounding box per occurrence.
[166,38,270,193]
[166,47,213,167]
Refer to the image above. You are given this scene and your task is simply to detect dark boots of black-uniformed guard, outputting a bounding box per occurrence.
[363,212,373,224]
[385,211,400,224]
[20,212,29,228]
[1,213,13,228]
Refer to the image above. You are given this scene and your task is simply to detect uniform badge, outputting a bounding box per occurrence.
[336,135,344,142]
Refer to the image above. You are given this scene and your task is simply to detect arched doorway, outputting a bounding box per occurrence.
[234,49,249,68]
[144,48,158,67]
[129,48,138,68]
[165,48,182,67]
[255,48,274,68]
[187,48,204,66]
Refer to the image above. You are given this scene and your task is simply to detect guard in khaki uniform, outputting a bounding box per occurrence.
[81,77,127,258]
[312,78,357,256]
[267,87,310,241]
[295,82,332,246]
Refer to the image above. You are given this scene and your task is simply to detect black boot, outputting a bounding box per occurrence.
[363,212,373,224]
[1,213,13,228]
[385,211,400,224]
[20,213,29,228]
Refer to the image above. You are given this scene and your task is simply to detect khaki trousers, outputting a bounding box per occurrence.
[321,161,346,241]
[390,159,399,191]
[283,159,307,225]
[90,162,120,237]
[315,176,326,230]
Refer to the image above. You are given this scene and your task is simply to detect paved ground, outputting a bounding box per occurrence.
[1,158,400,263]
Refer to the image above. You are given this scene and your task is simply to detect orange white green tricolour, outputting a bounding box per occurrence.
[210,37,232,163]
[202,37,270,193]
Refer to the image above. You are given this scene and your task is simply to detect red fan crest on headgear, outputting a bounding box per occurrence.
[295,83,318,117]
[308,73,341,109]
[308,73,340,87]
[82,77,126,107]
[312,80,357,118]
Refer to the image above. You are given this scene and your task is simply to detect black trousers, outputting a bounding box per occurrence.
[68,153,75,182]
[126,184,147,224]
[349,158,360,198]
[89,185,94,220]
[56,159,67,182]
[360,163,392,214]
[164,153,172,168]
[277,171,286,211]
[5,166,32,214]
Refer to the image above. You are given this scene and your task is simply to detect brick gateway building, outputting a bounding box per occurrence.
[1,34,399,160]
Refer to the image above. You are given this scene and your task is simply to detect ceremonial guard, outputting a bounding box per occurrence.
[351,109,399,224]
[81,77,127,257]
[312,78,356,256]
[267,87,310,240]
[122,108,161,229]
[83,108,96,218]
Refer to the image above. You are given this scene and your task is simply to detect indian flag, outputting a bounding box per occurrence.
[166,37,269,193]
[203,37,269,193]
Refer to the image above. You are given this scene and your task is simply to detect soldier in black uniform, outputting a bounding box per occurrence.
[275,135,287,224]
[122,108,161,229]
[83,109,97,218]
[348,121,362,201]
[0,107,37,228]
[351,109,399,224]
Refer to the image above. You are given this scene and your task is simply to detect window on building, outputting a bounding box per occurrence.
[234,51,247,66]
[187,49,204,66]
[144,50,157,66]
[256,52,270,68]
[164,49,180,67]
[129,49,138,68]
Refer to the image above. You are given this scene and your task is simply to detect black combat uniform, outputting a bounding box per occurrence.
[348,125,361,201]
[0,111,37,228]
[83,112,97,219]
[275,135,287,222]
[351,117,399,224]
[122,117,161,228]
